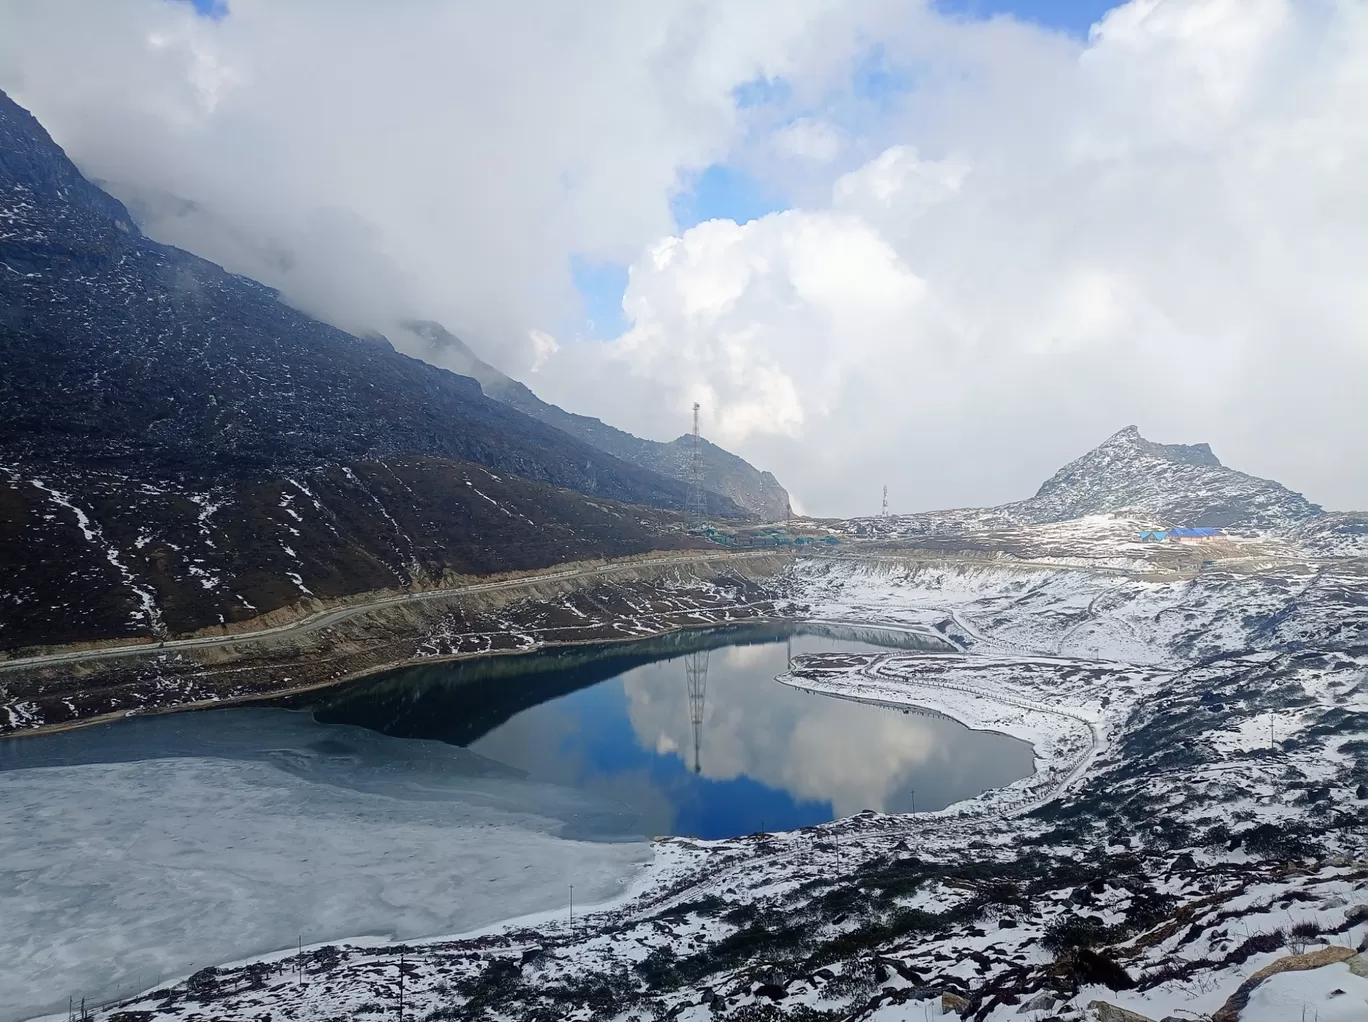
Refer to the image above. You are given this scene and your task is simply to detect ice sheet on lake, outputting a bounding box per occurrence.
[0,710,650,1022]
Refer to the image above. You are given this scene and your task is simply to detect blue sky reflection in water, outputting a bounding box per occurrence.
[466,634,1033,839]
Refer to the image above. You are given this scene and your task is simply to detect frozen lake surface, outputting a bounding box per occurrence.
[0,710,648,1022]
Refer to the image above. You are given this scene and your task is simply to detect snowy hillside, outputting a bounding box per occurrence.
[74,551,1368,1022]
[846,425,1346,542]
[1015,425,1321,529]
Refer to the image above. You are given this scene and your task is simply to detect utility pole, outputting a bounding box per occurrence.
[397,952,404,1022]
[569,884,574,923]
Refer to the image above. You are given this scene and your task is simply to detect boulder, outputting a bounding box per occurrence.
[1211,945,1358,1022]
[1018,992,1057,1013]
[519,947,545,967]
[186,967,219,1002]
[941,990,970,1015]
[1087,1001,1156,1022]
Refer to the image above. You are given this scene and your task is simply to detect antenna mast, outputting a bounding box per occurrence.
[881,484,889,518]
[686,402,705,522]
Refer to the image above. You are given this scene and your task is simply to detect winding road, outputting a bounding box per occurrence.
[0,550,784,674]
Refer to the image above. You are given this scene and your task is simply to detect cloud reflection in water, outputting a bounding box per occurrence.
[470,635,1032,838]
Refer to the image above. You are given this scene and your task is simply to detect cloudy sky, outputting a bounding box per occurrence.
[2,0,1364,517]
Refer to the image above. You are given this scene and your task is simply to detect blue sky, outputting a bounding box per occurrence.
[184,0,229,18]
[936,0,1117,36]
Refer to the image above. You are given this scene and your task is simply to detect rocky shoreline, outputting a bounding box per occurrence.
[0,552,793,739]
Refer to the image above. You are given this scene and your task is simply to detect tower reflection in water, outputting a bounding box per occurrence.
[684,650,709,774]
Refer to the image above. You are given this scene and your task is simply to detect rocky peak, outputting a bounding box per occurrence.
[1015,426,1323,530]
[1089,425,1223,469]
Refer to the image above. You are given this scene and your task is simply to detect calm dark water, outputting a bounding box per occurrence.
[301,625,1034,839]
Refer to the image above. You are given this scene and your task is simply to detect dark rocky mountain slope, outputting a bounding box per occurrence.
[0,91,742,516]
[403,320,791,521]
[0,458,704,650]
[0,90,736,650]
[91,183,791,522]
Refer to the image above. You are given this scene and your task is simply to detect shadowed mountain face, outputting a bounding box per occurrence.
[402,320,792,522]
[0,90,737,650]
[0,92,744,518]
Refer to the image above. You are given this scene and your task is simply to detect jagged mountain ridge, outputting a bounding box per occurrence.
[1009,425,1323,529]
[847,425,1361,546]
[0,90,743,518]
[402,320,792,521]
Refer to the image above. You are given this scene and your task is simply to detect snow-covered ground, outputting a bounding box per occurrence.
[19,548,1368,1022]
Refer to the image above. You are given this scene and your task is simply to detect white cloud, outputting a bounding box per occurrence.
[527,329,560,373]
[3,0,1366,517]
[532,0,1368,516]
[600,212,926,451]
[773,117,843,162]
[832,145,965,213]
[0,0,853,365]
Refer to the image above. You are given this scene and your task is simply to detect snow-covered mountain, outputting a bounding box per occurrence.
[848,425,1362,546]
[1011,425,1322,529]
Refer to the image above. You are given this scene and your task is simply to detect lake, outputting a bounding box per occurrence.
[302,623,1035,838]
[0,623,1032,1021]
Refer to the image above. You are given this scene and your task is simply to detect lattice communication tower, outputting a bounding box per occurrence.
[685,402,705,522]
